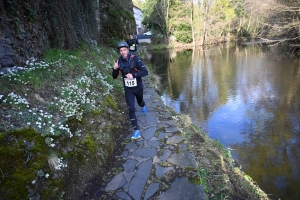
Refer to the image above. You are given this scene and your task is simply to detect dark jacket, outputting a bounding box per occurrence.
[126,39,139,52]
[112,53,148,88]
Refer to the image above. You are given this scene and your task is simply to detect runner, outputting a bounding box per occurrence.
[112,41,148,139]
[127,33,140,55]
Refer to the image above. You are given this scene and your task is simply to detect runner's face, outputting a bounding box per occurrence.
[119,47,129,59]
[130,35,133,39]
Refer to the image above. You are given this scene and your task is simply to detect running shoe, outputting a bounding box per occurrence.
[131,130,141,140]
[141,106,147,114]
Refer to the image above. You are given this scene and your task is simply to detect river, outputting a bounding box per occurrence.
[147,43,300,200]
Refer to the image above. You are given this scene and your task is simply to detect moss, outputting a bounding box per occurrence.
[91,108,104,115]
[83,133,97,154]
[159,161,169,167]
[105,95,118,111]
[0,132,4,142]
[182,166,198,173]
[188,176,202,185]
[0,128,48,199]
[42,178,65,200]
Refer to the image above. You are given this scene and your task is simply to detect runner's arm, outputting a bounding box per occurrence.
[112,60,120,79]
[133,57,148,78]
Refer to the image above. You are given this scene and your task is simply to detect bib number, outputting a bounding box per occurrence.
[130,46,135,50]
[124,78,137,87]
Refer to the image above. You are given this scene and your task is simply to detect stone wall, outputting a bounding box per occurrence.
[0,1,51,69]
[0,0,135,70]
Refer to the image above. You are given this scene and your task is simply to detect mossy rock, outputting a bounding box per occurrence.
[83,133,97,154]
[0,129,49,199]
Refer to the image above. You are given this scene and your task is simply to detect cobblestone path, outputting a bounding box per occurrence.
[104,77,206,200]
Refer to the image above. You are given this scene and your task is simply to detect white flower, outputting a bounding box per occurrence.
[45,174,49,178]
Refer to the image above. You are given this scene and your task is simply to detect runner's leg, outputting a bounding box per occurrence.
[125,90,138,130]
[135,86,145,107]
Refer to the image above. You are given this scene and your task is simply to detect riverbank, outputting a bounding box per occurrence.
[0,44,269,199]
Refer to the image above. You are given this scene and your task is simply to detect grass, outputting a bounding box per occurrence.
[0,42,132,199]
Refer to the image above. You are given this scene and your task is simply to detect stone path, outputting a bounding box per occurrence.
[104,77,206,200]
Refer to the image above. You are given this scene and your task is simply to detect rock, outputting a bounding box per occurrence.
[165,126,180,133]
[144,112,157,126]
[164,120,176,126]
[167,152,198,169]
[159,149,172,161]
[157,132,166,139]
[48,155,59,172]
[129,160,152,199]
[123,159,137,173]
[116,191,131,200]
[152,156,160,164]
[147,139,160,147]
[158,177,205,200]
[144,182,159,200]
[167,136,184,144]
[131,147,156,158]
[155,164,174,179]
[141,127,157,140]
[123,171,135,183]
[179,143,189,151]
[0,55,14,67]
[120,151,129,158]
[134,159,152,179]
[125,142,137,149]
[34,94,45,103]
[105,172,127,191]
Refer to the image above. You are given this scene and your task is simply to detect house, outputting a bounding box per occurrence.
[133,6,145,35]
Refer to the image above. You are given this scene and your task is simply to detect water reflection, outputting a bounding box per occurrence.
[149,44,300,200]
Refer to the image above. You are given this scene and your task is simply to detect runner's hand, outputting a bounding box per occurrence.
[113,60,119,70]
[126,73,133,79]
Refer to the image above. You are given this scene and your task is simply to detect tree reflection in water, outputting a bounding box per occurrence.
[149,44,300,200]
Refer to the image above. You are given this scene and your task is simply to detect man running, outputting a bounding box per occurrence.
[112,41,148,139]
[127,33,140,55]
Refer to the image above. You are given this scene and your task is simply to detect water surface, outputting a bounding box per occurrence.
[148,44,300,200]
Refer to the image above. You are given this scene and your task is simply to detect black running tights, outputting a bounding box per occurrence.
[125,87,145,130]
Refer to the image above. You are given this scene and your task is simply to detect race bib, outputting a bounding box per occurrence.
[124,78,137,87]
[130,46,135,50]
